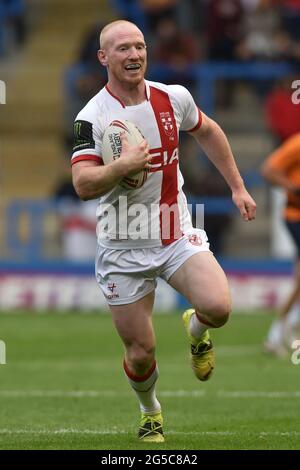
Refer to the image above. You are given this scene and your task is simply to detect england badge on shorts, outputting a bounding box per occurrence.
[188,233,202,246]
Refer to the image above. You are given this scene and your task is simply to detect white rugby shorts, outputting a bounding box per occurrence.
[95,229,210,305]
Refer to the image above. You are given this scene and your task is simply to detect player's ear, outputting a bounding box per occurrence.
[98,49,108,66]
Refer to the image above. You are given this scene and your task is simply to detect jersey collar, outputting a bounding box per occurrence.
[105,81,150,108]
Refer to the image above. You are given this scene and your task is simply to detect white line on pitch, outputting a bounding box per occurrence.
[0,429,126,435]
[218,391,300,398]
[0,429,299,437]
[0,390,299,398]
[0,390,206,398]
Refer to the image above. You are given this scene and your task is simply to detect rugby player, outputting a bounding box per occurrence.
[72,20,256,442]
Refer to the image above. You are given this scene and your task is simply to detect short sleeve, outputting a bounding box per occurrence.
[170,85,202,132]
[71,102,103,166]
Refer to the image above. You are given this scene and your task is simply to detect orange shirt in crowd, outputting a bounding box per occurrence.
[266,133,300,222]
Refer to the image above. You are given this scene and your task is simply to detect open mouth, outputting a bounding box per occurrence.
[125,64,141,71]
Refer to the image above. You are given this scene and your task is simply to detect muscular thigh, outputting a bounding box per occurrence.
[168,252,231,313]
[109,291,156,350]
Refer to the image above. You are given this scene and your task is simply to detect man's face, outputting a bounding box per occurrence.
[99,25,147,87]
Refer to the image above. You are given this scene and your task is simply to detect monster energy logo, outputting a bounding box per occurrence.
[73,120,95,150]
[74,121,82,137]
[0,340,6,365]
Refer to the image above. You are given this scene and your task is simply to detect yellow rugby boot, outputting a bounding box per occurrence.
[138,411,164,443]
[182,309,215,381]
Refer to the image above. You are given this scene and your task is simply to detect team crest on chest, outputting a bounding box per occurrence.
[160,112,175,138]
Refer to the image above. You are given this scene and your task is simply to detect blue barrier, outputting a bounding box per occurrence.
[148,61,295,115]
[0,258,293,274]
[0,259,94,274]
[6,199,58,259]
[188,196,236,215]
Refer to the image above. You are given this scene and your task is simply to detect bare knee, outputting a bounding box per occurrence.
[196,299,231,328]
[126,343,155,376]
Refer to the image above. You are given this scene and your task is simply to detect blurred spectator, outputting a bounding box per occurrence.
[5,0,27,46]
[265,76,300,143]
[176,0,207,33]
[64,24,107,152]
[0,0,27,55]
[261,133,300,356]
[280,0,300,41]
[205,0,244,60]
[275,33,300,64]
[53,175,97,262]
[236,0,281,61]
[151,17,200,89]
[111,0,147,30]
[140,0,178,33]
[111,0,178,34]
[153,17,200,65]
[264,0,300,63]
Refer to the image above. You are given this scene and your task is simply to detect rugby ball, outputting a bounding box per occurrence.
[102,120,148,190]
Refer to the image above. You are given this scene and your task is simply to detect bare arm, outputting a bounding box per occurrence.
[72,133,151,200]
[261,160,297,192]
[72,159,126,200]
[190,113,256,221]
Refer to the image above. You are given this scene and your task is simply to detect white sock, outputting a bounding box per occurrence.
[286,304,300,329]
[123,360,161,414]
[283,304,300,345]
[266,319,284,345]
[190,312,209,339]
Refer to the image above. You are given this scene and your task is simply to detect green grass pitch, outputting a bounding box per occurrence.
[0,311,299,450]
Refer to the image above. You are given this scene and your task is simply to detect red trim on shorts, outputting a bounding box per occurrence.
[195,311,216,327]
[123,360,156,382]
[149,86,182,246]
[105,85,126,108]
[187,107,202,133]
[71,154,103,165]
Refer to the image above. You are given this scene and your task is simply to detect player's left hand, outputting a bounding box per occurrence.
[232,188,256,221]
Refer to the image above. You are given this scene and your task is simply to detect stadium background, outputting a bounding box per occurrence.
[0,0,300,450]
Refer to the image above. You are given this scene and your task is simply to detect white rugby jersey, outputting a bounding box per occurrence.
[71,80,202,248]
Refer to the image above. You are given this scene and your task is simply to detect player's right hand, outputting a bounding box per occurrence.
[232,187,257,221]
[118,132,152,175]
